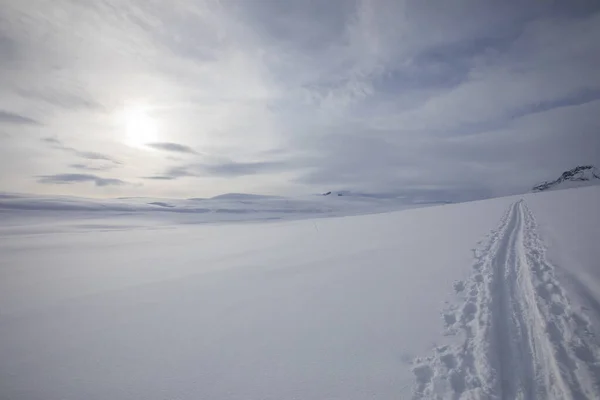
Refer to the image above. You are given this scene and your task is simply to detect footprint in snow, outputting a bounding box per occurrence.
[453,280,465,293]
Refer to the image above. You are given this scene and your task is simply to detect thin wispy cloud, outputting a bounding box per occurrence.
[0,0,598,198]
[146,142,199,155]
[69,163,116,172]
[42,137,61,145]
[0,110,40,125]
[143,160,287,181]
[76,151,120,164]
[143,175,178,181]
[42,137,121,165]
[142,166,192,181]
[38,173,126,187]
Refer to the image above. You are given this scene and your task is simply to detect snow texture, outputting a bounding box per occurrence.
[412,197,600,399]
[0,186,599,399]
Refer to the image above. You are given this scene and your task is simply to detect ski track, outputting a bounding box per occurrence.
[412,200,600,400]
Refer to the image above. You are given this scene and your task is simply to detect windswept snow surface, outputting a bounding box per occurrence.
[1,187,599,399]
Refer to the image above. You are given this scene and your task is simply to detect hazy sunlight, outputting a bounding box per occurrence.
[122,105,159,148]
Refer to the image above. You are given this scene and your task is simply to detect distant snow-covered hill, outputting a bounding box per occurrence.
[533,165,600,192]
[0,191,430,230]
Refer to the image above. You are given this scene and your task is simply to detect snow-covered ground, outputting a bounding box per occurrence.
[1,186,599,399]
[0,191,429,235]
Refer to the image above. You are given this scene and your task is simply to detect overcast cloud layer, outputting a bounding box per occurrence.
[1,0,599,200]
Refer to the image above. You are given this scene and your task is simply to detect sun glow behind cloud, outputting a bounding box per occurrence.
[120,104,160,149]
[1,1,599,198]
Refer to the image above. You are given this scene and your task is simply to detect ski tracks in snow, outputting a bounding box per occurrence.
[412,200,600,399]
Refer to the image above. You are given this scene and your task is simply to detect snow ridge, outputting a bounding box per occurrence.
[533,165,600,192]
[412,200,600,399]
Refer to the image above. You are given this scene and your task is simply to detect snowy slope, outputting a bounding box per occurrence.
[533,165,600,192]
[0,187,599,399]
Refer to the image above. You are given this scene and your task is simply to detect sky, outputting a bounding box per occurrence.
[0,0,599,201]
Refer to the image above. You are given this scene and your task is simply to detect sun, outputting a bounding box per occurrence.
[122,105,159,148]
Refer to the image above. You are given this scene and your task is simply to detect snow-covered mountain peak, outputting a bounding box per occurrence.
[533,165,600,192]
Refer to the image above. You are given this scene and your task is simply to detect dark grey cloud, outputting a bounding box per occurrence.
[37,173,126,187]
[0,109,40,125]
[146,142,198,154]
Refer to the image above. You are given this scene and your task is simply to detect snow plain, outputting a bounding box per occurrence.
[0,187,599,399]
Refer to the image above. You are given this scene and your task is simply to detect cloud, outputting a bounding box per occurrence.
[69,163,115,171]
[141,165,193,181]
[15,88,100,110]
[204,161,286,177]
[143,161,287,181]
[0,109,39,125]
[379,12,600,135]
[1,1,600,199]
[75,151,121,163]
[507,88,600,121]
[42,137,61,145]
[42,137,121,165]
[142,175,177,181]
[146,142,198,154]
[37,173,126,187]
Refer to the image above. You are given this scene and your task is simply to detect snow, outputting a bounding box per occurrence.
[525,186,600,336]
[533,166,600,192]
[413,198,600,398]
[542,178,600,192]
[0,191,429,231]
[1,187,599,399]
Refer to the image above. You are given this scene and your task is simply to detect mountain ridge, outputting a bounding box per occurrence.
[533,165,600,192]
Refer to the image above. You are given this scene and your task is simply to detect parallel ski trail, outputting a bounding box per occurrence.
[412,200,600,400]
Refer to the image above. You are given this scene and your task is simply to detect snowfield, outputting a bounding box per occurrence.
[1,186,599,399]
[413,197,600,399]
